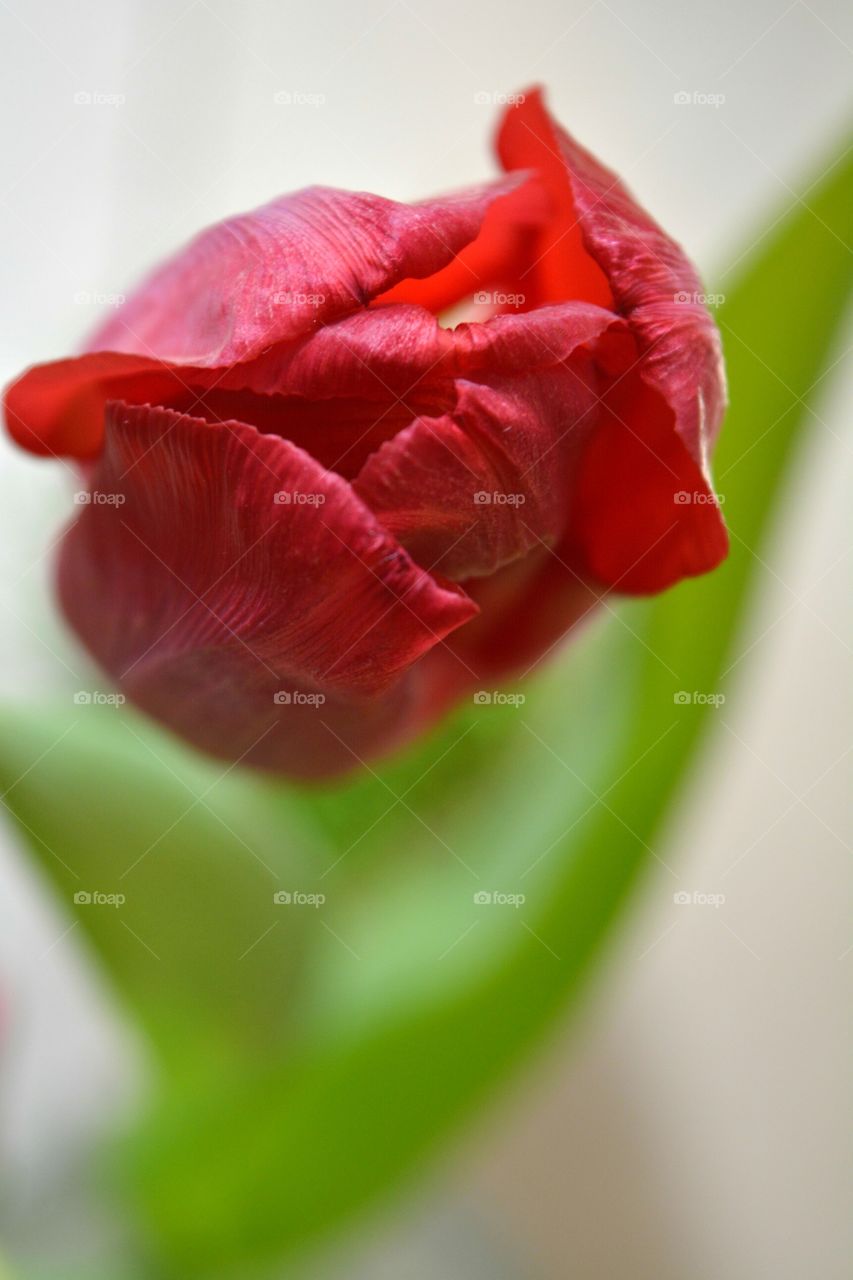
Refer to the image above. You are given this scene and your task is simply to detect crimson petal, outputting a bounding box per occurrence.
[58,403,476,777]
[498,87,728,591]
[88,179,529,364]
[354,317,613,580]
[5,176,525,460]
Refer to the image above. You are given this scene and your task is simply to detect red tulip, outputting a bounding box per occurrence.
[4,88,727,779]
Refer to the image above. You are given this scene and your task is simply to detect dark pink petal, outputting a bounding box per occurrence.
[236,298,620,399]
[88,179,528,364]
[58,403,476,777]
[5,177,525,461]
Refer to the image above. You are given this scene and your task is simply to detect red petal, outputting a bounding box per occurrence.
[496,91,613,310]
[568,370,729,592]
[497,88,727,590]
[58,403,476,778]
[88,179,528,364]
[497,87,726,466]
[5,177,523,461]
[430,545,601,702]
[4,352,182,458]
[354,310,617,580]
[376,176,550,314]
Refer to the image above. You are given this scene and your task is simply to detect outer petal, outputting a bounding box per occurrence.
[5,176,525,460]
[497,86,727,463]
[566,370,729,593]
[89,179,529,363]
[4,352,185,459]
[498,87,728,591]
[58,403,476,778]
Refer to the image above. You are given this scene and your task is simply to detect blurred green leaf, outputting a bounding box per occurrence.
[0,133,850,1280]
[0,706,327,1070]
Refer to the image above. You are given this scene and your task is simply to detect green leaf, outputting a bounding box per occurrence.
[0,706,327,1070]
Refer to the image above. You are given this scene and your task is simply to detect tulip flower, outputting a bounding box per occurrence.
[4,88,727,778]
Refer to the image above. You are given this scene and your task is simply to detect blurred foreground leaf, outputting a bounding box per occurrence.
[0,705,326,1070]
[0,136,850,1279]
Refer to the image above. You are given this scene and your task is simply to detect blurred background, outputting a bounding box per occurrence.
[0,1,850,1277]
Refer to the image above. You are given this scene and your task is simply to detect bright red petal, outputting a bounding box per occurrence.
[497,87,726,465]
[568,370,728,592]
[376,177,550,314]
[497,88,728,591]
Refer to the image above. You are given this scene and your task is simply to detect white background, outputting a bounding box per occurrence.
[0,1,850,1277]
